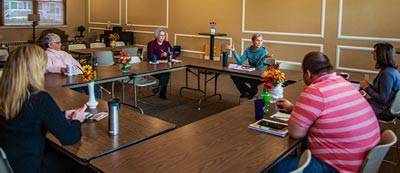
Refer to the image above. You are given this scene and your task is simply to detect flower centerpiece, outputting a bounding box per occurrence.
[108,33,120,48]
[119,50,131,72]
[80,65,98,109]
[261,63,286,103]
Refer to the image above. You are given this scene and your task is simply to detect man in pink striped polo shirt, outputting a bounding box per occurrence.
[271,52,380,173]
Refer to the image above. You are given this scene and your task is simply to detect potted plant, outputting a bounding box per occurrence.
[77,26,86,37]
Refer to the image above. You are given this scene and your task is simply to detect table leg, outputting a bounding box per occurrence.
[210,34,215,60]
[180,68,222,110]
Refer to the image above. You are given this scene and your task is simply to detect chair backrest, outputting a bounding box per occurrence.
[0,147,13,173]
[90,42,106,48]
[83,32,98,47]
[141,47,147,61]
[173,45,181,56]
[390,91,400,115]
[0,49,9,62]
[129,56,141,64]
[122,47,139,57]
[112,26,123,32]
[115,41,125,47]
[289,150,311,173]
[360,130,397,173]
[93,51,114,66]
[265,58,276,66]
[68,44,86,51]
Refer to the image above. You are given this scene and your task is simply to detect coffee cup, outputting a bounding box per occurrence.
[66,64,73,76]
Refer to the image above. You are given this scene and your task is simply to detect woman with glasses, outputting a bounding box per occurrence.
[147,28,176,100]
[360,43,400,121]
[225,33,273,99]
[44,33,81,73]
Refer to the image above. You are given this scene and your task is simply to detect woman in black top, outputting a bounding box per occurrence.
[0,45,86,173]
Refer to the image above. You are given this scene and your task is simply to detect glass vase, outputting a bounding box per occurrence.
[268,84,284,103]
[120,64,131,72]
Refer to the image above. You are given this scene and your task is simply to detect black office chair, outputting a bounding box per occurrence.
[173,45,181,56]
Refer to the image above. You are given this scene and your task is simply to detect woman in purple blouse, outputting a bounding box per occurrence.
[147,28,175,99]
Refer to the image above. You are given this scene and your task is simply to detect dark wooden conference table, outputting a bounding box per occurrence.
[44,86,176,165]
[44,56,304,169]
[44,60,187,89]
[181,57,303,80]
[90,82,304,173]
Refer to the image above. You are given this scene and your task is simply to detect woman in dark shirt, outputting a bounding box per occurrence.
[360,43,400,121]
[0,45,86,173]
[147,28,176,99]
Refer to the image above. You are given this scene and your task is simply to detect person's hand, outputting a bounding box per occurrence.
[225,44,235,51]
[360,80,370,90]
[71,104,87,123]
[276,99,294,112]
[60,67,67,73]
[65,109,77,120]
[161,52,168,57]
[265,52,274,58]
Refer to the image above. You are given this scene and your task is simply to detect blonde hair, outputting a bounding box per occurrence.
[0,44,48,120]
[154,28,167,39]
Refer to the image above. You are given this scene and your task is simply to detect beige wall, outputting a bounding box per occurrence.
[82,0,399,73]
[0,0,87,43]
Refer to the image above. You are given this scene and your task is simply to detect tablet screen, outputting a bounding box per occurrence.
[257,120,286,130]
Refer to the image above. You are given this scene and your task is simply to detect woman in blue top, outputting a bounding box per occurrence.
[360,43,400,121]
[226,33,273,99]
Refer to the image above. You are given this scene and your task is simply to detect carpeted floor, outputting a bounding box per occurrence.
[105,70,241,127]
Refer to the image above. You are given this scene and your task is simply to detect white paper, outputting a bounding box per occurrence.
[270,111,291,121]
[157,60,168,63]
[172,59,182,63]
[228,64,255,72]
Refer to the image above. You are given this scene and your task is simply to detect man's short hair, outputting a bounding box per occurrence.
[302,52,333,75]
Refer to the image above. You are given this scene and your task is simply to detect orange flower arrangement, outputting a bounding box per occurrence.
[80,65,96,82]
[261,63,285,90]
